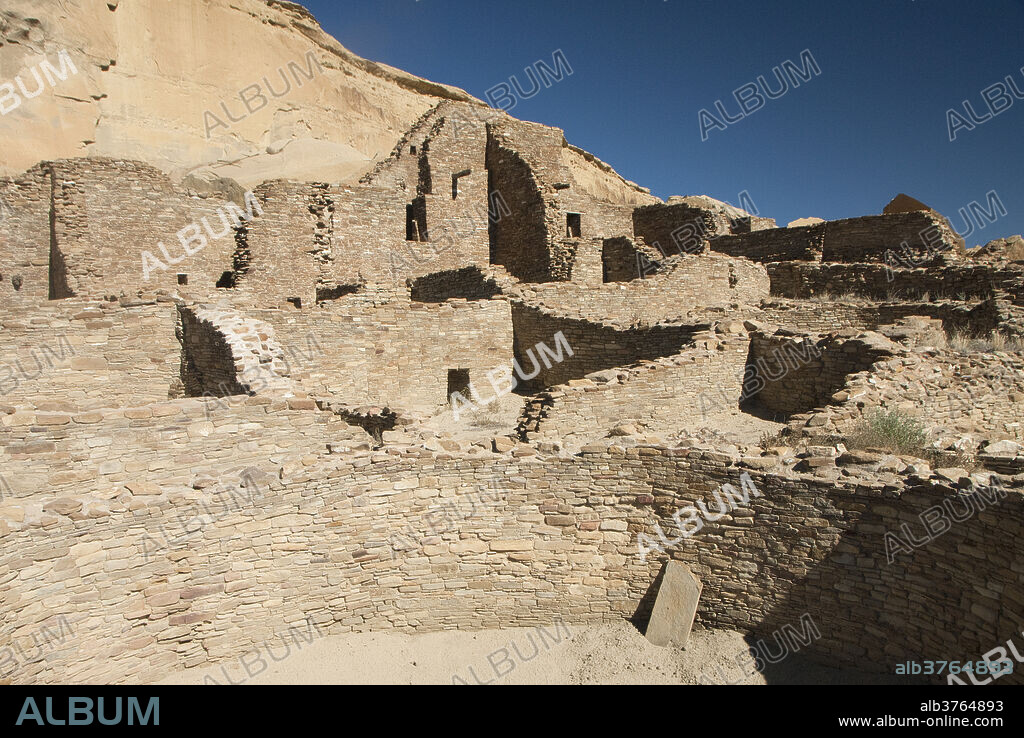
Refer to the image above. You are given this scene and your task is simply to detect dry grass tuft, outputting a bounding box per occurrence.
[947,331,1024,353]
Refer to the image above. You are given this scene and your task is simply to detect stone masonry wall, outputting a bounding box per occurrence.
[252,293,514,411]
[0,443,1019,685]
[601,237,648,282]
[818,212,966,262]
[514,253,769,327]
[486,118,638,283]
[177,306,294,398]
[712,212,965,264]
[788,350,1024,442]
[241,157,492,305]
[408,266,502,303]
[712,221,825,262]
[0,397,366,506]
[510,303,698,390]
[47,158,239,298]
[768,262,1024,303]
[745,331,898,416]
[758,299,1003,338]
[0,165,52,304]
[519,332,749,449]
[564,237,604,287]
[0,298,181,412]
[486,123,551,282]
[633,202,734,256]
[231,181,319,308]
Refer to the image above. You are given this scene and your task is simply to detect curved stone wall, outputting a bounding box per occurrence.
[787,349,1024,442]
[1,443,1020,685]
[178,305,294,397]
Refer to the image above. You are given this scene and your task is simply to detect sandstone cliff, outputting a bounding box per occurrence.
[0,0,651,204]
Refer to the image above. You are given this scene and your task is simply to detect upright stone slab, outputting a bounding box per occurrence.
[646,561,703,647]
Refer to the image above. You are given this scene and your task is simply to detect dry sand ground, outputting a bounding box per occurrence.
[157,621,917,685]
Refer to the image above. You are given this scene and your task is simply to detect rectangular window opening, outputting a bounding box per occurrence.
[406,200,428,242]
[452,169,472,200]
[566,213,582,238]
[447,368,471,404]
[406,204,418,241]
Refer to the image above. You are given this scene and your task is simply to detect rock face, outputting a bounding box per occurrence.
[787,217,825,228]
[667,194,756,221]
[0,0,648,205]
[1,0,475,185]
[973,235,1024,262]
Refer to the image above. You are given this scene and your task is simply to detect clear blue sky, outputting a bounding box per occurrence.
[300,0,1024,244]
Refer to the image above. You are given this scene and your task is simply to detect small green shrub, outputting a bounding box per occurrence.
[848,409,928,455]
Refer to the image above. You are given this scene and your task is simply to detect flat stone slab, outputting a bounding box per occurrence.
[646,561,703,647]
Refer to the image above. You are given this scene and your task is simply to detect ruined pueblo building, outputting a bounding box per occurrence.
[0,0,1022,686]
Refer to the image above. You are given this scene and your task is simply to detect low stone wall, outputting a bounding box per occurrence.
[768,261,1024,303]
[602,237,649,282]
[252,294,514,411]
[1,441,1020,685]
[512,252,769,326]
[746,331,898,417]
[0,396,366,505]
[712,222,825,262]
[633,201,734,254]
[788,349,1024,442]
[712,212,965,264]
[510,303,698,390]
[758,299,1003,337]
[178,305,294,397]
[518,331,749,448]
[0,298,181,412]
[564,238,604,287]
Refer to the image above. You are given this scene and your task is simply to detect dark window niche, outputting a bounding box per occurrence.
[406,199,428,242]
[451,169,472,200]
[566,212,582,238]
[447,368,471,403]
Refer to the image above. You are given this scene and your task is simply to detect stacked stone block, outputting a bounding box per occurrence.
[1,440,1019,685]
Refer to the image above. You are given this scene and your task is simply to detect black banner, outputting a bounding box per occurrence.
[0,685,1017,729]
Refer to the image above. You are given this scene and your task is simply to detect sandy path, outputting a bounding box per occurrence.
[156,621,916,685]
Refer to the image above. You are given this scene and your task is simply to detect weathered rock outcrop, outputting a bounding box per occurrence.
[0,0,651,207]
[973,235,1024,263]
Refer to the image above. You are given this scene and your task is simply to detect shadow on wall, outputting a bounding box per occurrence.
[408,266,502,303]
[486,127,550,282]
[740,332,895,421]
[316,283,362,303]
[748,480,1022,685]
[510,303,699,392]
[48,186,74,299]
[627,463,1022,685]
[177,309,246,397]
